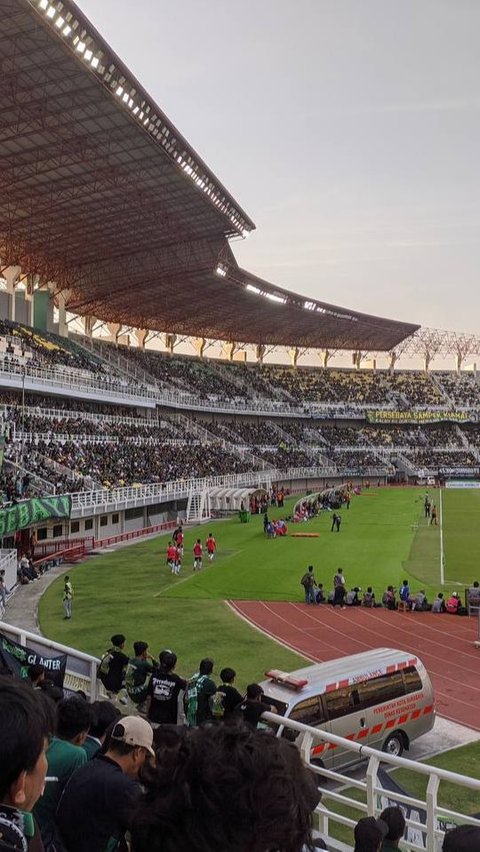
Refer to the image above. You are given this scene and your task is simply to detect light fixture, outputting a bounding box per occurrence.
[216,265,227,278]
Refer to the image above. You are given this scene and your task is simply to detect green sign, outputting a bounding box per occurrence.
[366,409,473,425]
[0,495,72,536]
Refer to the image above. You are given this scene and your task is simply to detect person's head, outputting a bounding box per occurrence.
[196,539,201,544]
[208,533,213,537]
[64,575,69,582]
[308,565,314,573]
[159,650,177,672]
[107,716,155,779]
[438,592,444,599]
[199,658,214,676]
[0,677,51,810]
[443,825,480,851]
[130,725,318,852]
[28,663,46,686]
[473,581,479,589]
[89,701,121,742]
[380,806,406,845]
[246,684,264,703]
[57,697,92,745]
[402,580,408,587]
[318,583,323,589]
[338,567,343,574]
[354,816,388,852]
[168,540,172,547]
[367,586,372,593]
[134,641,149,659]
[387,585,394,592]
[219,667,236,684]
[111,633,126,649]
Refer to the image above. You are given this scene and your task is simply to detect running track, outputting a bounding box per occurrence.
[229,601,480,731]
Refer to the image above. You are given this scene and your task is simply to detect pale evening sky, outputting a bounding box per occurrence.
[77,0,480,335]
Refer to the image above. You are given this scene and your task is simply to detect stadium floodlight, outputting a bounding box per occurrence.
[55,15,64,27]
[116,86,123,96]
[216,265,227,278]
[76,41,86,53]
[242,228,250,238]
[46,5,56,18]
[84,49,93,61]
[62,24,72,36]
[39,0,48,8]
[265,292,287,304]
[246,284,261,295]
[90,56,99,69]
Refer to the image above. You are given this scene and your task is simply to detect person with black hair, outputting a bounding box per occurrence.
[145,650,187,727]
[98,634,129,695]
[354,816,388,852]
[33,697,91,849]
[214,668,243,719]
[380,806,406,850]
[56,716,154,852]
[130,724,319,852]
[124,642,155,708]
[82,701,121,760]
[27,664,46,689]
[443,825,480,851]
[0,677,51,851]
[239,683,278,730]
[185,658,216,726]
[63,576,73,619]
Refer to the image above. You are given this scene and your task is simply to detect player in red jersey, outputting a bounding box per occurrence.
[206,533,216,562]
[167,541,177,574]
[174,545,182,575]
[176,528,184,556]
[193,539,203,571]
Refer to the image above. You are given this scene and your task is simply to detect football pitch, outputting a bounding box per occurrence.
[38,486,479,684]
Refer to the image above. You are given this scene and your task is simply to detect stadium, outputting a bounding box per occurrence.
[1,1,480,850]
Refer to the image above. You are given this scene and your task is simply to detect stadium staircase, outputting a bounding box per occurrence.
[73,333,154,389]
[456,424,480,462]
[173,412,275,472]
[4,458,56,495]
[185,488,211,524]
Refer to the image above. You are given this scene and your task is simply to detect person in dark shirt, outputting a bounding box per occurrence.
[125,642,155,707]
[215,667,243,719]
[239,683,278,729]
[98,634,129,695]
[185,659,217,726]
[56,716,154,852]
[82,700,121,760]
[145,650,186,726]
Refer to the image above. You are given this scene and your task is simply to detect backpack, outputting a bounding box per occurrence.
[98,650,113,683]
[212,688,226,719]
[185,674,207,726]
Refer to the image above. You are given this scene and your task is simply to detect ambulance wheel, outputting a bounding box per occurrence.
[382,732,404,757]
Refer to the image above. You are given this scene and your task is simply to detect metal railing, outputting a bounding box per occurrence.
[262,712,480,852]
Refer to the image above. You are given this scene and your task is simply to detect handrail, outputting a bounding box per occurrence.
[262,712,480,852]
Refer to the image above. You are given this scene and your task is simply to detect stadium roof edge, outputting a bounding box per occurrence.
[25,0,255,237]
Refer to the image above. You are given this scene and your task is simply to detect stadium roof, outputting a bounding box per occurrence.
[0,0,419,351]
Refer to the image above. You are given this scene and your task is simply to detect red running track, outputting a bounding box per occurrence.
[229,601,480,731]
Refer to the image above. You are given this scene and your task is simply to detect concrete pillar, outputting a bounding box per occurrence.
[225,342,236,361]
[56,289,71,338]
[3,265,21,323]
[195,337,207,358]
[136,329,149,349]
[456,352,463,372]
[165,333,177,354]
[289,347,299,367]
[256,344,265,364]
[24,274,36,328]
[108,323,122,343]
[84,316,95,338]
[424,351,431,373]
[322,349,333,368]
[389,351,397,373]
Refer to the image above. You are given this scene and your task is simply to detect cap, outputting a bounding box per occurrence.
[110,716,155,757]
[354,817,388,849]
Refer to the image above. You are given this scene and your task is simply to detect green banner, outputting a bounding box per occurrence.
[0,495,72,536]
[366,409,473,425]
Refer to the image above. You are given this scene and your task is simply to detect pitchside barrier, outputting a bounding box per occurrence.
[262,712,480,852]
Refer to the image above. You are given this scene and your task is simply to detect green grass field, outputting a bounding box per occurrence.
[38,486,478,688]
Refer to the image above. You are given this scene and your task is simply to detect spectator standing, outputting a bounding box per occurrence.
[214,667,243,720]
[399,580,410,608]
[380,806,406,850]
[238,683,278,730]
[430,504,438,525]
[63,575,73,619]
[124,642,155,710]
[301,565,317,605]
[33,697,90,850]
[56,716,154,852]
[145,650,187,727]
[185,658,216,726]
[82,700,121,760]
[98,634,129,696]
[0,678,51,852]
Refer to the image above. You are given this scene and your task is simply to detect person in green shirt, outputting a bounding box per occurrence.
[33,697,91,850]
[124,641,156,710]
[380,806,406,851]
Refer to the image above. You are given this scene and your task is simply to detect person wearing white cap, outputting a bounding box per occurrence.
[56,716,154,852]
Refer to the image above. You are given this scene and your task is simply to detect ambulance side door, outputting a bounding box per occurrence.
[282,695,334,768]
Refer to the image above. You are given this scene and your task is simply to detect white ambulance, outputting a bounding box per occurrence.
[259,648,435,769]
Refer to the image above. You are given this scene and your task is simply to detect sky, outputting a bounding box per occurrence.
[76,0,480,335]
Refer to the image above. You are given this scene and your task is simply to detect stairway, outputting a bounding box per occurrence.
[186,489,211,524]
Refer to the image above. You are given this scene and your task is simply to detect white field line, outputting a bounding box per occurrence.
[439,487,445,586]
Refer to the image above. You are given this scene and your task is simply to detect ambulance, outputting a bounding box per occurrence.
[259,648,435,769]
